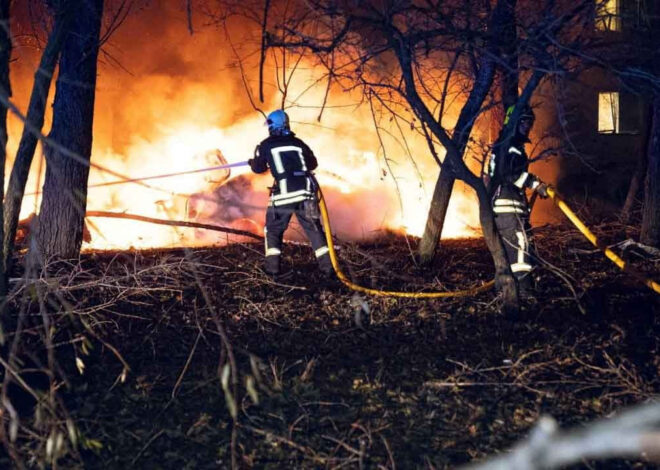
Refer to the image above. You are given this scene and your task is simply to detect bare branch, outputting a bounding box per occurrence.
[462,402,660,469]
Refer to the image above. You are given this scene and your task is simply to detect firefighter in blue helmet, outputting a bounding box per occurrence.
[487,104,549,295]
[248,110,333,277]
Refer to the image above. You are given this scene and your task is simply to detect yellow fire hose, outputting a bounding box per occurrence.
[80,159,658,297]
[546,187,660,295]
[317,190,494,298]
[317,186,660,297]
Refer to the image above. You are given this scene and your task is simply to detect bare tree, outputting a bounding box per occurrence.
[2,2,72,274]
[639,9,660,247]
[219,0,595,312]
[641,95,660,246]
[0,0,10,296]
[33,0,104,260]
[3,0,141,270]
[417,0,519,265]
[566,1,660,247]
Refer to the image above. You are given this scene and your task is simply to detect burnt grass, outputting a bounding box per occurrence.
[3,223,660,469]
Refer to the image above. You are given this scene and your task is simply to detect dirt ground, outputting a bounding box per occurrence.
[2,223,659,469]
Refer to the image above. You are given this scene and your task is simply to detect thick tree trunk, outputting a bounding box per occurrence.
[3,10,70,271]
[418,164,454,263]
[0,0,10,295]
[621,106,652,223]
[33,0,103,261]
[641,95,660,247]
[421,164,518,312]
[417,0,516,265]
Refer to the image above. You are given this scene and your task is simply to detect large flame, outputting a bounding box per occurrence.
[7,3,483,251]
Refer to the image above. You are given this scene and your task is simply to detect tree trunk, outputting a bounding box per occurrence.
[33,0,103,261]
[621,158,646,223]
[0,0,10,295]
[473,180,518,316]
[641,95,660,247]
[401,0,520,312]
[418,163,455,263]
[417,0,516,265]
[3,10,71,271]
[499,0,518,111]
[621,105,652,223]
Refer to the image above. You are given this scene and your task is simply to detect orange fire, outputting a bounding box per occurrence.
[7,5,483,251]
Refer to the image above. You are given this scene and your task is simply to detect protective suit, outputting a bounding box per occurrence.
[249,110,332,277]
[487,105,548,292]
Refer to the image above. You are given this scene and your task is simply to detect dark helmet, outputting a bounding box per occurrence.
[503,103,535,140]
[266,109,291,136]
[519,104,535,122]
[503,103,536,126]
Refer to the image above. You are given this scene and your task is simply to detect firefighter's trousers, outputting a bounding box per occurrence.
[493,196,537,289]
[264,199,332,275]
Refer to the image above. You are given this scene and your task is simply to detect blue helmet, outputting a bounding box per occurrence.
[266,109,291,135]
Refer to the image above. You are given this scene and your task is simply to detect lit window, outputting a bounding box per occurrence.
[598,92,642,135]
[598,92,619,133]
[596,0,621,32]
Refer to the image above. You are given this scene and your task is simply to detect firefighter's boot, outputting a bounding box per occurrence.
[265,255,280,277]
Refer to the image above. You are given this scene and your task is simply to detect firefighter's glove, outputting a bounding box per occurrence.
[535,183,549,199]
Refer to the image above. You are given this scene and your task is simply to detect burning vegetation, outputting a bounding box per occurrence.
[8,1,483,251]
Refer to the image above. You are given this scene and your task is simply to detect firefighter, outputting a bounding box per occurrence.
[487,104,549,294]
[248,109,333,278]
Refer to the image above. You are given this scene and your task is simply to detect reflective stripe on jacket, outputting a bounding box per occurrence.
[250,133,318,206]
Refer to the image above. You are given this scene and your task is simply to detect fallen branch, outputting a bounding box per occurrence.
[241,424,330,464]
[462,401,660,469]
[85,211,264,241]
[618,239,660,259]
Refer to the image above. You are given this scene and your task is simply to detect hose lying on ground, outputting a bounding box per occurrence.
[546,187,660,295]
[83,163,659,297]
[316,188,495,298]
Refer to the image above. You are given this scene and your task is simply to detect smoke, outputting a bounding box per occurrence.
[7,0,483,250]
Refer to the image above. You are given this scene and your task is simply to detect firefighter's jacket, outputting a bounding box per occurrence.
[488,135,541,214]
[250,133,318,206]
